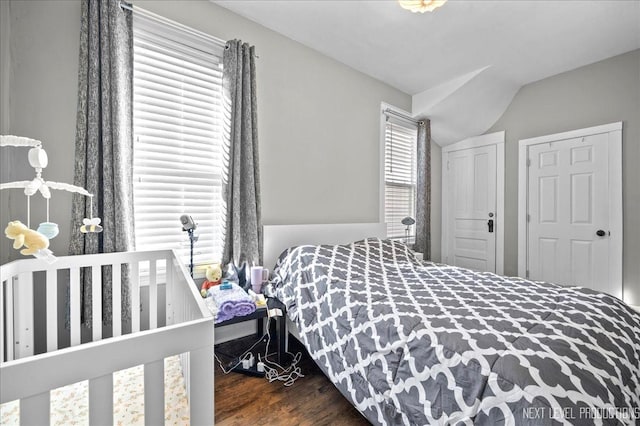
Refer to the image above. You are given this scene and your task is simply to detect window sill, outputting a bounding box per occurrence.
[137,262,209,287]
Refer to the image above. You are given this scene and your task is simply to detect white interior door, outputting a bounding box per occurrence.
[527,134,609,288]
[520,122,623,299]
[445,144,497,272]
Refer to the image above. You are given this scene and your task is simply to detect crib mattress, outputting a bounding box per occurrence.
[0,356,189,425]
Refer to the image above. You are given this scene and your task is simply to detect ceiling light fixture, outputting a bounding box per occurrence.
[398,0,447,13]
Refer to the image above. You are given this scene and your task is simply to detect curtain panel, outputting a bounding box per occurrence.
[414,119,431,260]
[69,0,134,327]
[221,40,262,271]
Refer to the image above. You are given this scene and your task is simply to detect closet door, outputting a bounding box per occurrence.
[520,122,622,298]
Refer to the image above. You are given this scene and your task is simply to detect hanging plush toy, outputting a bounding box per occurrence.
[80,217,103,234]
[0,135,102,261]
[4,220,55,262]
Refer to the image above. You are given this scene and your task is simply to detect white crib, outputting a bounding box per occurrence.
[0,250,214,425]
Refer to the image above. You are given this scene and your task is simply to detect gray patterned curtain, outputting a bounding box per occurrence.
[414,119,431,260]
[69,0,133,327]
[222,40,262,269]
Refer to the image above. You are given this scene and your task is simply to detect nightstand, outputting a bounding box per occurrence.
[214,297,287,376]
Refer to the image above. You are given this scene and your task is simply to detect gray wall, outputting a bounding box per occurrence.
[489,49,640,305]
[0,0,413,350]
[137,0,412,225]
[0,0,412,266]
[0,0,81,265]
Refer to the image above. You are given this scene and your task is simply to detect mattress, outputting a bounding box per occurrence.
[265,238,640,425]
[0,356,189,425]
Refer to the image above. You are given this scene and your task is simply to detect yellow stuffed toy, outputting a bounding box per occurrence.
[5,220,49,255]
[200,263,223,297]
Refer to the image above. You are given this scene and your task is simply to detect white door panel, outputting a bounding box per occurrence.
[446,144,496,272]
[527,133,610,291]
[518,122,622,300]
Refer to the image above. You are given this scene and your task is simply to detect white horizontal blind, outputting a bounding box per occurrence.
[384,118,418,242]
[133,14,224,266]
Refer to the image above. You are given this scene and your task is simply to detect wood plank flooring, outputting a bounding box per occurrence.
[214,336,370,425]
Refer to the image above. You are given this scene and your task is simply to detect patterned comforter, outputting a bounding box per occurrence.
[265,238,640,425]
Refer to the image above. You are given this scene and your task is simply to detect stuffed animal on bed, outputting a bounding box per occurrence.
[5,220,49,255]
[201,263,223,297]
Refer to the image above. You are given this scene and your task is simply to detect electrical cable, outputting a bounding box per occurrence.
[213,317,304,386]
[257,317,304,387]
[213,331,267,374]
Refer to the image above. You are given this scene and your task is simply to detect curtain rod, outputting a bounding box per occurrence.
[119,1,227,50]
[383,108,425,126]
[119,1,133,11]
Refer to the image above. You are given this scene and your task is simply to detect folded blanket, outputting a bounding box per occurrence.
[208,282,256,323]
[204,296,218,318]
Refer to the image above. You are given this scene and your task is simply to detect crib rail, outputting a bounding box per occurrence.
[0,249,214,425]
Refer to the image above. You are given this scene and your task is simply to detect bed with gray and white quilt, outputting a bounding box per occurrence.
[265,238,640,425]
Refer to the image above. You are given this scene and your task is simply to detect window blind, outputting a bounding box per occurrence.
[133,13,224,267]
[384,117,418,241]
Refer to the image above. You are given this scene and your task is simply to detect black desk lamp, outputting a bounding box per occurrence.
[401,216,415,244]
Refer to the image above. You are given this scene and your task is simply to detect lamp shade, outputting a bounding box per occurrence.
[401,216,416,226]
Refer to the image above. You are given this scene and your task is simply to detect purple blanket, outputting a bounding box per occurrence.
[208,282,256,323]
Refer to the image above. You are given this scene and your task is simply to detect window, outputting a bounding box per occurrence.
[383,112,418,242]
[132,12,225,267]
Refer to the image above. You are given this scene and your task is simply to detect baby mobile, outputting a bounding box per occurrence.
[0,135,103,262]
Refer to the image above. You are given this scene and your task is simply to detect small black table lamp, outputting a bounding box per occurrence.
[401,216,415,244]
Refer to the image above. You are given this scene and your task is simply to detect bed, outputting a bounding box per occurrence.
[0,250,214,425]
[263,225,640,425]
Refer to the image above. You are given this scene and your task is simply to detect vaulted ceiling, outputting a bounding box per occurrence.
[215,0,640,145]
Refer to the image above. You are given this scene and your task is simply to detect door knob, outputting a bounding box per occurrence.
[596,230,606,237]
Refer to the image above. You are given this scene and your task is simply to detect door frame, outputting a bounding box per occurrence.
[442,131,505,274]
[517,122,623,290]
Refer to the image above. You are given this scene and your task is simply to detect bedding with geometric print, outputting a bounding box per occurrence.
[265,238,640,425]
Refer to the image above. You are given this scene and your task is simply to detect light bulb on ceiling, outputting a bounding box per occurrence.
[398,0,448,13]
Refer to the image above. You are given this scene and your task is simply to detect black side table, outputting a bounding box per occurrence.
[214,297,287,376]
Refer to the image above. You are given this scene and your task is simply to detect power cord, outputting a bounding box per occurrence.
[257,317,304,387]
[213,317,304,386]
[213,333,266,374]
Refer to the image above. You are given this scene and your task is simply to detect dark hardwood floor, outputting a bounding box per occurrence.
[214,336,370,425]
